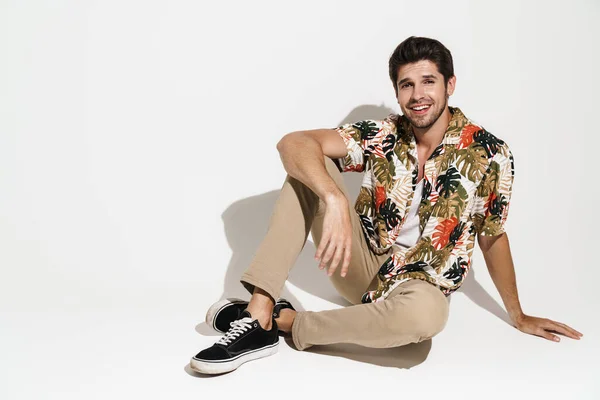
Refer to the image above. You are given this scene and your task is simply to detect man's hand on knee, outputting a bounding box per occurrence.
[314,193,353,278]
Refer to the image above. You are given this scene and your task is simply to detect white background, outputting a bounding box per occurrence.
[1,0,598,399]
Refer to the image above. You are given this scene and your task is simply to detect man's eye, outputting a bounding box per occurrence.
[401,83,411,88]
[425,80,434,84]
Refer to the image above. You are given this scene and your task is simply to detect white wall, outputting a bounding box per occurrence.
[1,1,598,398]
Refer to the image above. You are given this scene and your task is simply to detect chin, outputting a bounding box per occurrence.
[407,105,445,129]
[406,114,436,129]
[412,120,436,129]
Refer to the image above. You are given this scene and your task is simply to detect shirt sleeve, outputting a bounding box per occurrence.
[471,144,515,236]
[331,119,383,173]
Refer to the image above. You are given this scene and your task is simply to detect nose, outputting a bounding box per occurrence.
[411,83,426,101]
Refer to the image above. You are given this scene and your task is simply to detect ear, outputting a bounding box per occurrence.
[446,75,456,97]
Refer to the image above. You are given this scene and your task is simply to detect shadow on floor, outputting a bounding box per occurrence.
[283,336,434,369]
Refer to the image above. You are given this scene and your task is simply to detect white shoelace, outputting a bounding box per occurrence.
[215,317,254,346]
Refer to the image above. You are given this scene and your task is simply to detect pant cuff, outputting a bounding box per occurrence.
[291,311,313,351]
[240,272,280,303]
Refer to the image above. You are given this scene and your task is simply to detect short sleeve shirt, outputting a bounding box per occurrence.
[332,107,515,302]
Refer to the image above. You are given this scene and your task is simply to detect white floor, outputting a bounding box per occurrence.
[2,249,597,400]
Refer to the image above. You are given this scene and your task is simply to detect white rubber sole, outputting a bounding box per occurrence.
[190,341,279,375]
[205,298,248,333]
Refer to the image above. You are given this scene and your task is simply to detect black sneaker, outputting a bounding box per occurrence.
[190,310,279,374]
[206,298,296,334]
[272,299,296,321]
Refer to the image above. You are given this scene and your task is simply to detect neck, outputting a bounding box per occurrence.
[412,106,452,150]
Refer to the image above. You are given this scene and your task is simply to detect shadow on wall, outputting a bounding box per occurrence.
[194,104,512,370]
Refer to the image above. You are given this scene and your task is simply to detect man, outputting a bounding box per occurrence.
[190,36,583,375]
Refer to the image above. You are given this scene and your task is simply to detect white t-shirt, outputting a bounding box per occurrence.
[394,179,424,250]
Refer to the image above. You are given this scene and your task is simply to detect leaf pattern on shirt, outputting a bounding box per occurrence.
[435,165,462,198]
[355,120,380,141]
[332,107,515,302]
[455,145,489,181]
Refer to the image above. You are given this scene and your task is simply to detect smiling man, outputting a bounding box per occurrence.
[190,36,583,375]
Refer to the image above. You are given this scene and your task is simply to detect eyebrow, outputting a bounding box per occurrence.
[397,74,438,86]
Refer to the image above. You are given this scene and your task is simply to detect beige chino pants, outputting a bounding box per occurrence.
[240,156,450,351]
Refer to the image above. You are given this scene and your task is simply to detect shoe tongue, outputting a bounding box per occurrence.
[239,310,252,319]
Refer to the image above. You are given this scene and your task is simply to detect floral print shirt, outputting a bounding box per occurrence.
[333,107,515,302]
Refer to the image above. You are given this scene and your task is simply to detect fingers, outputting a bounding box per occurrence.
[554,321,583,338]
[315,234,351,277]
[314,230,331,268]
[535,327,560,342]
[319,235,337,270]
[314,203,353,278]
[315,228,337,271]
[326,242,346,277]
[547,320,583,340]
[535,320,583,342]
[340,241,352,278]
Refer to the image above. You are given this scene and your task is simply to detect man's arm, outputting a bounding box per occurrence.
[276,129,347,202]
[477,232,523,322]
[478,232,583,342]
[276,129,352,277]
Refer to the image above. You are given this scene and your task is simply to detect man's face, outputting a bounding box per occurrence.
[395,60,456,130]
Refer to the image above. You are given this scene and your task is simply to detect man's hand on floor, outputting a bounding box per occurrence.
[513,314,583,342]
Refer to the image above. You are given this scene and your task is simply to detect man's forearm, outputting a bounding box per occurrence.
[276,133,345,202]
[479,233,525,324]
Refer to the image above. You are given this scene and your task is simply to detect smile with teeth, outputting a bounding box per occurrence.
[411,105,431,111]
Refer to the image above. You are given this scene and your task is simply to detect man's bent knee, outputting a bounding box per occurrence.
[411,289,449,340]
[385,285,450,343]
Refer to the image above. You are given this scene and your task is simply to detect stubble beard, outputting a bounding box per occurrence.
[405,96,448,130]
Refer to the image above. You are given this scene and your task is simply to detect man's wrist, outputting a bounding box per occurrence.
[510,310,526,325]
[323,190,346,206]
